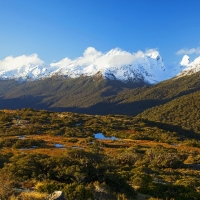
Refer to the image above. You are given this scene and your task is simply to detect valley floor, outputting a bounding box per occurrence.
[0,109,200,200]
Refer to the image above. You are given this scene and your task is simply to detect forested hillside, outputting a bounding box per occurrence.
[139,90,200,134]
[0,72,200,116]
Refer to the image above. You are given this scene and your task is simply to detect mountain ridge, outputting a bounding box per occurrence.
[0,48,173,84]
[1,48,200,84]
[0,71,199,116]
[176,55,200,77]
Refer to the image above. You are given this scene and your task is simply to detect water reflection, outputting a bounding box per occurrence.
[94,133,118,140]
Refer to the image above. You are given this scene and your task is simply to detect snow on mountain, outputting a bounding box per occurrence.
[0,54,52,81]
[180,55,190,66]
[0,48,167,84]
[49,47,166,84]
[175,55,200,78]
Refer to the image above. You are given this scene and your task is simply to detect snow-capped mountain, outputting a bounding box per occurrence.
[0,54,52,81]
[0,64,51,81]
[0,48,167,84]
[1,48,200,84]
[175,55,200,77]
[49,48,166,84]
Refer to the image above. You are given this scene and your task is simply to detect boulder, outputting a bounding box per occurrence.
[46,191,65,200]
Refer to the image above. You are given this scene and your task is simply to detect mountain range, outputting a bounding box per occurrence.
[1,48,199,84]
[0,48,200,135]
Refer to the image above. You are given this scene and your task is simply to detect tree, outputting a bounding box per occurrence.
[63,183,94,200]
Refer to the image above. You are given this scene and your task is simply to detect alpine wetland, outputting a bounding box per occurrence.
[0,1,200,199]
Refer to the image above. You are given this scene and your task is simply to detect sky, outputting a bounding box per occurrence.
[1,0,200,66]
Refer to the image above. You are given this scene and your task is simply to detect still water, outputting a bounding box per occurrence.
[94,133,118,140]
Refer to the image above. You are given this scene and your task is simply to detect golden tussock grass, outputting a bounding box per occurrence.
[9,192,47,200]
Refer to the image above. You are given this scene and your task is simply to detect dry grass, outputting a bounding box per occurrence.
[15,191,47,200]
[1,133,200,158]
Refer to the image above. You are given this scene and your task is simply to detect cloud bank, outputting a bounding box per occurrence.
[0,47,167,83]
[176,47,200,55]
[0,54,44,71]
[0,47,160,77]
[50,47,158,70]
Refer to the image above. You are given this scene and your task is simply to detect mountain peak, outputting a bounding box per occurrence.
[176,55,200,77]
[180,55,190,66]
[146,50,160,60]
[0,48,168,84]
[48,48,166,84]
[0,54,50,81]
[0,48,188,84]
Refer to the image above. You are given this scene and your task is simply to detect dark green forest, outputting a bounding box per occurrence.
[0,71,199,116]
[140,90,200,135]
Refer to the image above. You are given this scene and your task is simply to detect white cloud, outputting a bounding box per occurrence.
[50,47,158,70]
[176,47,200,55]
[0,54,44,71]
[0,47,160,75]
[50,47,102,69]
[50,57,71,68]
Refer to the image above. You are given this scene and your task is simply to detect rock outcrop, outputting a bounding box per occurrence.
[45,191,65,200]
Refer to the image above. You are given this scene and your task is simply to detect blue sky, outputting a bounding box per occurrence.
[1,0,200,64]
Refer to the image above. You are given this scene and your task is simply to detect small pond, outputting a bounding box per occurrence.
[94,133,118,140]
[54,144,65,148]
[18,135,26,139]
[76,123,82,126]
[19,146,37,150]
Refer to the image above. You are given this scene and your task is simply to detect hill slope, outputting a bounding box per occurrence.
[0,76,147,113]
[139,90,200,134]
[0,71,199,116]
